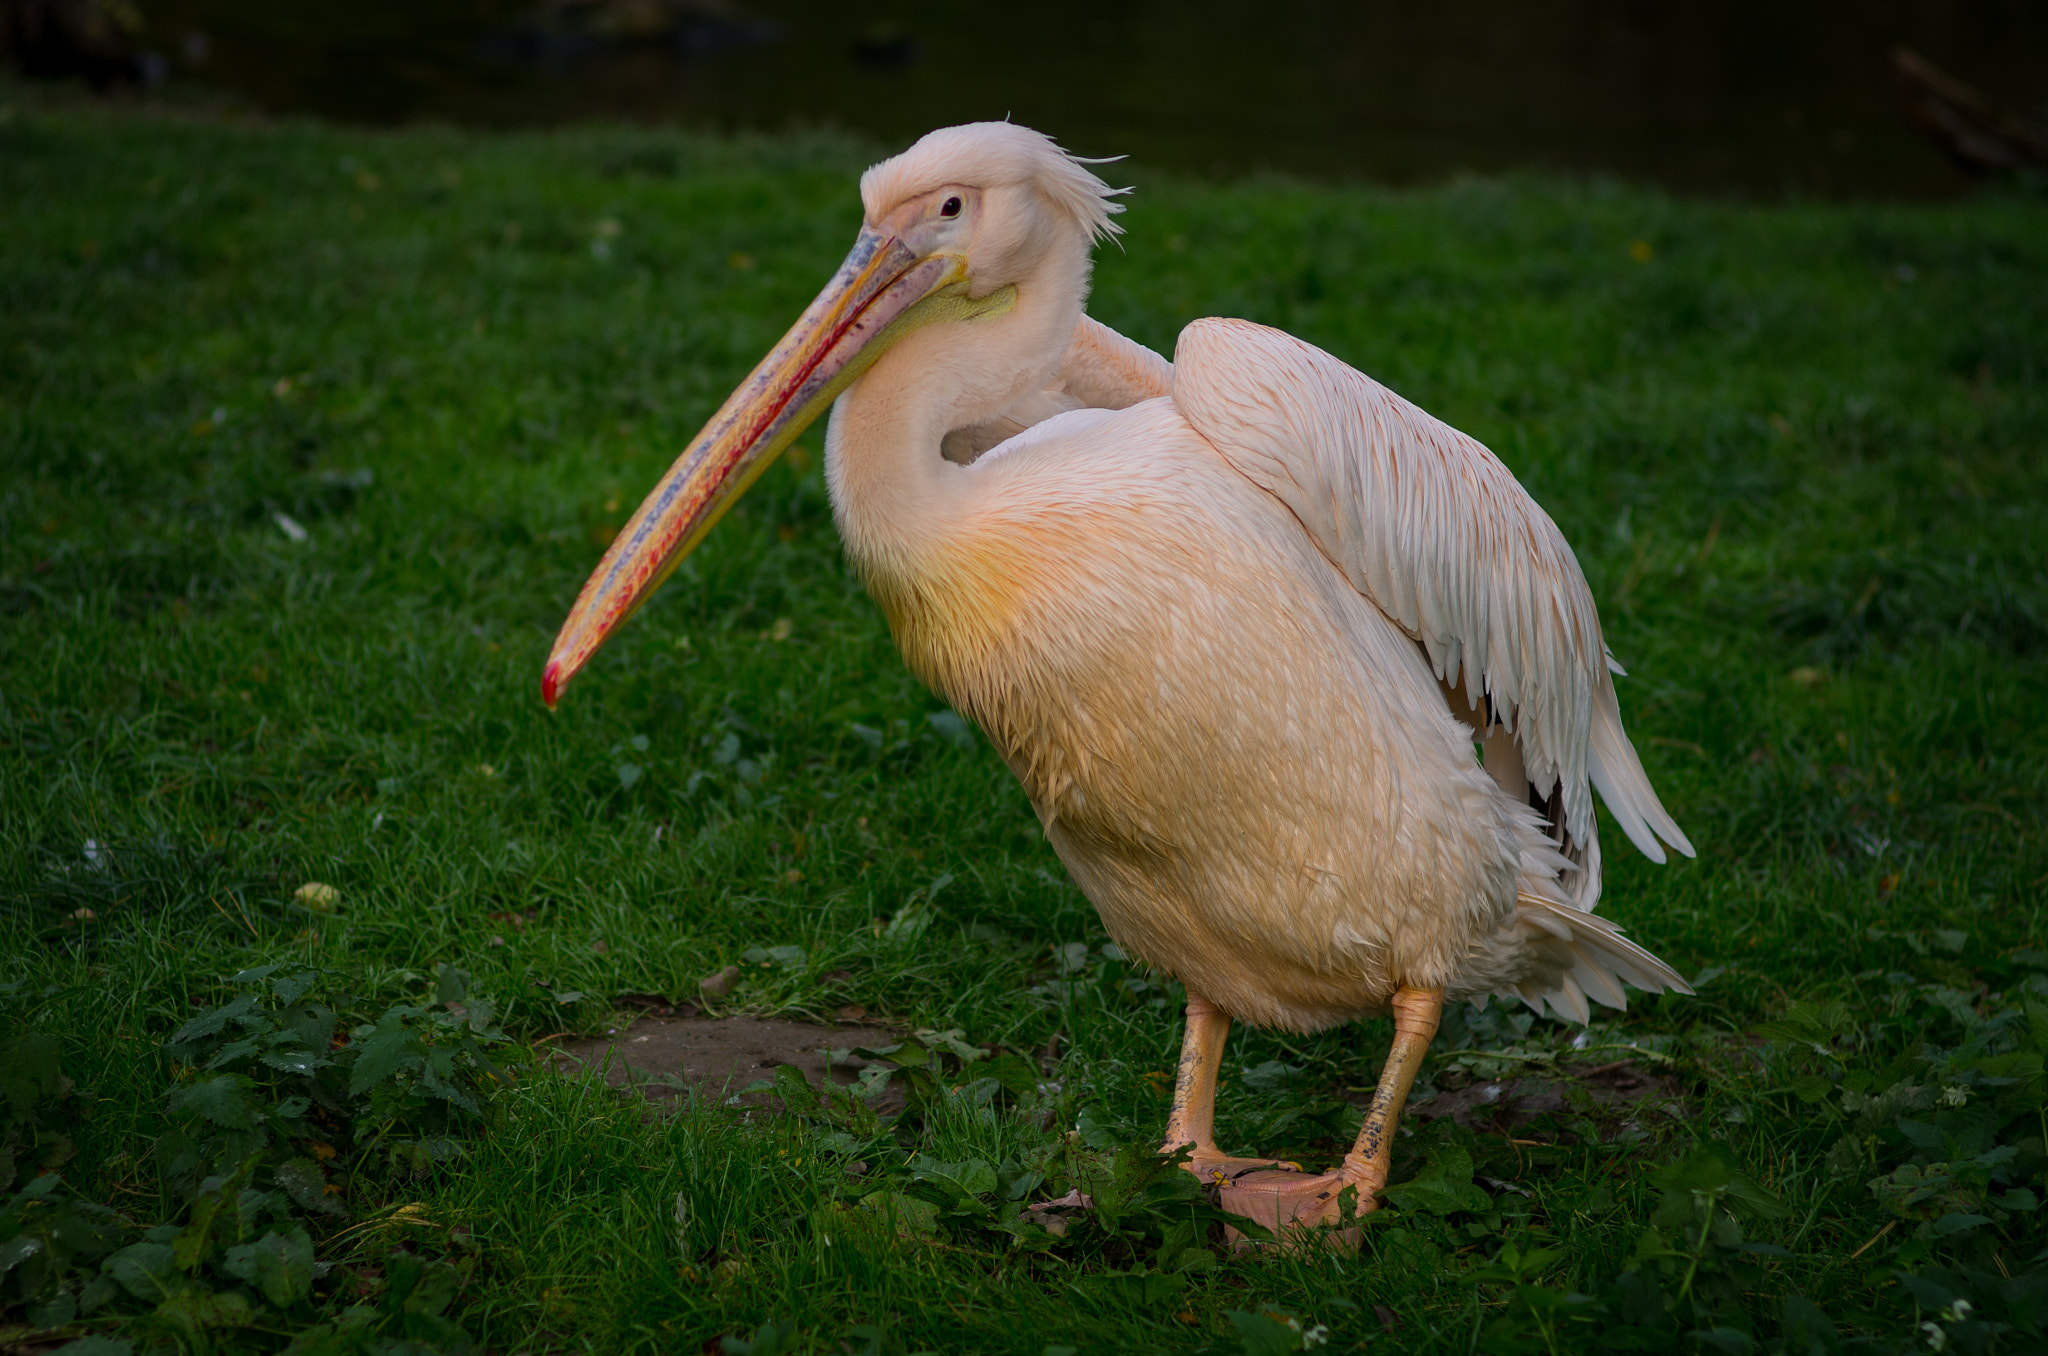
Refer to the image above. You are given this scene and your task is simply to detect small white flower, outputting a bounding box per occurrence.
[1942,1299,1973,1323]
[1302,1324,1331,1349]
[1923,1320,1947,1351]
[1940,1085,1970,1108]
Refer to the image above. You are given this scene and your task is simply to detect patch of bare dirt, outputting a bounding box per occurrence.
[1404,1060,1691,1142]
[548,1013,904,1113]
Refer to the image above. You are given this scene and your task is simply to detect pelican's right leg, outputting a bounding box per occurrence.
[1216,985,1444,1250]
[1163,991,1301,1186]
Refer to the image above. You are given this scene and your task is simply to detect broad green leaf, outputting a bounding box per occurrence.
[924,1029,984,1064]
[1650,1141,1789,1219]
[856,1191,940,1241]
[981,1052,1039,1097]
[274,1158,343,1215]
[174,1160,257,1271]
[434,965,470,1007]
[347,1014,423,1096]
[772,1063,821,1115]
[281,1000,337,1056]
[260,1050,330,1075]
[223,1227,314,1307]
[46,1195,125,1258]
[420,1063,482,1116]
[910,1154,997,1200]
[1754,1000,1857,1047]
[423,1042,460,1082]
[862,1040,924,1068]
[1928,1211,1989,1237]
[1895,1119,1947,1154]
[1074,1107,1120,1152]
[26,1287,76,1326]
[165,993,259,1051]
[167,1074,257,1130]
[105,1241,180,1300]
[1227,1308,1306,1356]
[205,1038,262,1069]
[0,1234,41,1275]
[1383,1146,1490,1215]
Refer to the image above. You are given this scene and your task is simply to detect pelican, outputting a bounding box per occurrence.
[543,123,1695,1243]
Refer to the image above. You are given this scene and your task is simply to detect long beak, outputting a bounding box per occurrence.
[541,228,1012,707]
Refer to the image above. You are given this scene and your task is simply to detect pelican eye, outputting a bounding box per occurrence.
[939,196,962,219]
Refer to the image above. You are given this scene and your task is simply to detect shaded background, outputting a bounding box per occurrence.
[28,0,2048,197]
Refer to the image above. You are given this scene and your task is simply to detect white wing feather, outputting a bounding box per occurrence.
[1169,318,1694,905]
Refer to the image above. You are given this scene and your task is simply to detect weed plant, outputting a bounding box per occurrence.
[1,90,2045,1353]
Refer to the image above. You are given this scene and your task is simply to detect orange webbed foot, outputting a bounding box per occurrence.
[1214,1155,1381,1252]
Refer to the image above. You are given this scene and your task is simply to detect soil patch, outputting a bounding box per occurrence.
[1404,1059,1690,1142]
[549,1013,904,1113]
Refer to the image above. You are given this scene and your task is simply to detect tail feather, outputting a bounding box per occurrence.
[1449,893,1694,1024]
[1569,954,1629,1010]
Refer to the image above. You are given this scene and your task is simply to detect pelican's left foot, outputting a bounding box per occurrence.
[1215,1154,1380,1252]
[1211,986,1445,1253]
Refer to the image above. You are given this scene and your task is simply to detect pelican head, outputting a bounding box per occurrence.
[542,122,1125,707]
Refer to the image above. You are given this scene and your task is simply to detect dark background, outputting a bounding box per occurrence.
[0,0,2041,197]
[94,0,2048,198]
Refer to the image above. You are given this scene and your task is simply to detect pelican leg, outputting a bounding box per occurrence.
[1334,985,1444,1203]
[1163,992,1301,1186]
[1216,985,1444,1250]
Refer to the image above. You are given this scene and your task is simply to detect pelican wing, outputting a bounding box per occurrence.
[1171,318,1693,901]
[942,317,1173,465]
[1054,314,1176,409]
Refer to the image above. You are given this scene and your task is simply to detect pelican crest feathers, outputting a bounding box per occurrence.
[861,121,1129,244]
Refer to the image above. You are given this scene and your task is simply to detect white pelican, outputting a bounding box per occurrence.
[543,122,1695,1244]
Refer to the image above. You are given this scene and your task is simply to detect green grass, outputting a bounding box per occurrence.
[2,87,2046,1354]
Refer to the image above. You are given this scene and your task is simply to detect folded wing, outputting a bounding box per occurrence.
[942,316,1175,464]
[1169,318,1693,910]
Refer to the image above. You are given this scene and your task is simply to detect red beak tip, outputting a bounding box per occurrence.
[541,662,563,710]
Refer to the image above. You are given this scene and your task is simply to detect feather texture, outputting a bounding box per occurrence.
[1170,318,1695,896]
